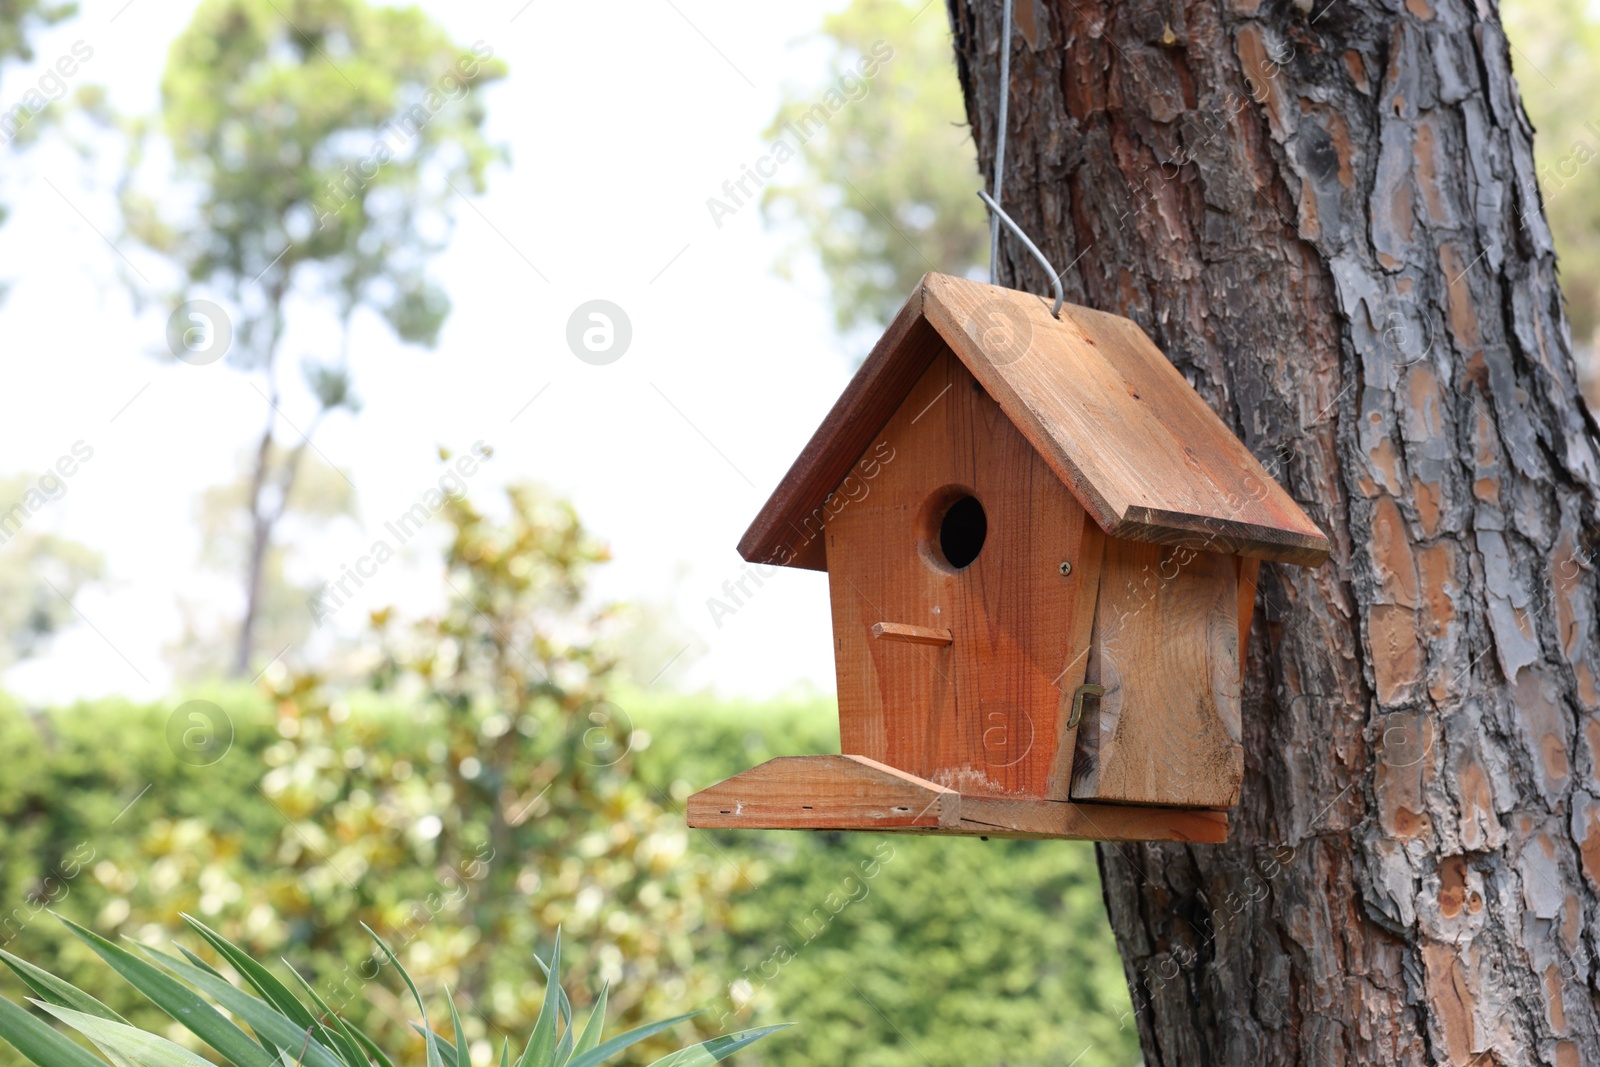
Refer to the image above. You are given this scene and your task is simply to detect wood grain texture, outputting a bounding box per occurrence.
[687,755,1229,842]
[919,274,1331,566]
[955,793,1227,842]
[686,754,957,830]
[1047,519,1106,797]
[826,348,1100,800]
[871,622,955,646]
[1070,539,1243,807]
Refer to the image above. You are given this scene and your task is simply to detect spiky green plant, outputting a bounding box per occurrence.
[0,916,785,1067]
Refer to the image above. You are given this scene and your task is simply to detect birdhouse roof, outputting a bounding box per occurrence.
[741,272,1331,570]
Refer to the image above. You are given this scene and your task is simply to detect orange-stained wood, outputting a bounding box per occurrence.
[872,622,955,647]
[825,348,1102,801]
[687,754,957,831]
[739,273,1331,571]
[686,755,1229,842]
[1046,519,1106,798]
[919,274,1329,566]
[1070,540,1244,808]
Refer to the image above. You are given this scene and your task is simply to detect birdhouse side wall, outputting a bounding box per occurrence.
[821,347,1102,801]
[1069,539,1245,808]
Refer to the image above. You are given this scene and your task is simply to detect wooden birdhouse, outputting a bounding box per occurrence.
[687,273,1330,843]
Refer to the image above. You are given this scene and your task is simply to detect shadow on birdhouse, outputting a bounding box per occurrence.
[687,273,1330,842]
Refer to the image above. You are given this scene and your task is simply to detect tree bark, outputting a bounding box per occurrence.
[947,1,1600,1063]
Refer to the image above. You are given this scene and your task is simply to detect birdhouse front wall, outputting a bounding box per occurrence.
[821,347,1103,801]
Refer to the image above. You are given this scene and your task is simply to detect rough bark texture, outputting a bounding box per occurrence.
[947,0,1600,1063]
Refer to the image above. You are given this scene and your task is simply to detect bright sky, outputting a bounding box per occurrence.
[0,0,914,704]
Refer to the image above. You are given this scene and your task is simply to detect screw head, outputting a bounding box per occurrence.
[1058,560,1073,577]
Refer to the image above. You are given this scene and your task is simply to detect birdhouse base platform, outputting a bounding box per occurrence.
[686,755,1228,843]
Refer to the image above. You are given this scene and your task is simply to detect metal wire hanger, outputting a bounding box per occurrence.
[978,0,1065,318]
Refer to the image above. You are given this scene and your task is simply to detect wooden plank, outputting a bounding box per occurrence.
[826,348,1097,801]
[919,274,1331,566]
[737,284,945,571]
[872,622,955,646]
[686,755,1229,842]
[1111,505,1326,567]
[1070,540,1245,807]
[686,755,957,830]
[956,794,1228,842]
[1046,520,1105,798]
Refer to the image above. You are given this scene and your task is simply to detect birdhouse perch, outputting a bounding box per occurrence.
[687,273,1330,843]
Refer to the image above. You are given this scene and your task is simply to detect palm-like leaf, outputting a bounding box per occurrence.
[0,949,129,1025]
[33,1002,216,1067]
[0,996,105,1067]
[0,917,788,1067]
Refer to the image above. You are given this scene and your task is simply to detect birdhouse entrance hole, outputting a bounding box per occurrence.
[918,486,987,573]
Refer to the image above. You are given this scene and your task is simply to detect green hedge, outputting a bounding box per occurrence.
[628,690,1140,1067]
[0,689,1139,1067]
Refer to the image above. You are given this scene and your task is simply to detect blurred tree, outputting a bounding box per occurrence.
[167,447,355,681]
[121,0,506,677]
[0,475,101,672]
[0,0,72,64]
[0,0,78,248]
[1505,0,1600,411]
[761,0,987,343]
[348,475,741,1050]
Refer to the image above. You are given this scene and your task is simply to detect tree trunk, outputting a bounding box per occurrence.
[233,420,275,678]
[947,1,1600,1063]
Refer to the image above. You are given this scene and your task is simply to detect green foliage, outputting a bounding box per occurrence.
[0,686,1141,1067]
[127,0,505,348]
[0,0,79,234]
[762,0,987,341]
[0,689,1142,1067]
[0,2,75,67]
[0,915,784,1067]
[335,476,746,1049]
[0,479,750,1065]
[0,472,103,672]
[1505,0,1600,406]
[0,472,1139,1066]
